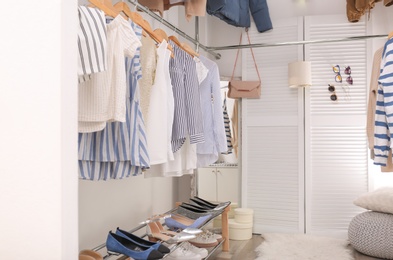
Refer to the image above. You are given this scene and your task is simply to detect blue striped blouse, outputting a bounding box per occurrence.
[78,21,149,180]
[169,41,205,152]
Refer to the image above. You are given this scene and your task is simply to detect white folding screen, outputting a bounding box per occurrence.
[242,17,305,234]
[242,14,370,236]
[304,15,369,237]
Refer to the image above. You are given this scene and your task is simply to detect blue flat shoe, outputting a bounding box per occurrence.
[106,231,163,260]
[165,214,212,231]
[115,227,170,254]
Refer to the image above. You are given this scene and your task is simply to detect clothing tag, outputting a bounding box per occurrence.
[194,57,209,84]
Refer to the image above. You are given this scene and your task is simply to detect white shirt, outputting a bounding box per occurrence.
[78,15,141,133]
[146,40,171,164]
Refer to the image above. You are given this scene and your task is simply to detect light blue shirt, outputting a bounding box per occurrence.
[197,55,228,167]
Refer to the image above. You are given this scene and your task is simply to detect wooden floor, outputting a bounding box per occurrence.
[208,235,384,260]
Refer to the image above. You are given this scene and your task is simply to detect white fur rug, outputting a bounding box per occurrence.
[255,233,354,260]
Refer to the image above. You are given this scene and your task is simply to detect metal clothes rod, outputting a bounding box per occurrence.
[127,0,222,59]
[127,0,388,58]
[205,34,389,51]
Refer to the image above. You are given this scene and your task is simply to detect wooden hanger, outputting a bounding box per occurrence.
[153,28,174,57]
[142,19,163,43]
[169,35,198,57]
[168,35,182,47]
[154,28,169,42]
[181,42,199,57]
[88,0,119,17]
[389,31,393,39]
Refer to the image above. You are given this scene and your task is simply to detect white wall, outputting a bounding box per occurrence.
[0,1,78,259]
[79,176,177,250]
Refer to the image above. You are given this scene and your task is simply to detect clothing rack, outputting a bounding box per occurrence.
[127,0,389,60]
[127,0,221,59]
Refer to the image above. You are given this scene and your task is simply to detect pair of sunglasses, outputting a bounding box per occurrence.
[328,84,337,101]
[332,65,353,85]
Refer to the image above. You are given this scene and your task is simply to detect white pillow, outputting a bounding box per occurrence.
[354,187,393,214]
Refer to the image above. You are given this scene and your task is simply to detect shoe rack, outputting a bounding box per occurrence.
[90,203,231,259]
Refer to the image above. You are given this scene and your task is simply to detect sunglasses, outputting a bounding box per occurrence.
[328,84,337,101]
[332,65,342,83]
[332,65,353,85]
[344,66,353,85]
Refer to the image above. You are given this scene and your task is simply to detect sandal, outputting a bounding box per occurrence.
[147,222,196,244]
[79,250,103,260]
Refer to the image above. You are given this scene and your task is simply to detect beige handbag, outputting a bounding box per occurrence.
[227,30,261,99]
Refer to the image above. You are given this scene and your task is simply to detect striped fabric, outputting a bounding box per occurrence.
[222,95,233,155]
[196,55,227,167]
[374,38,393,166]
[78,15,141,133]
[169,41,205,152]
[77,6,107,82]
[78,22,149,180]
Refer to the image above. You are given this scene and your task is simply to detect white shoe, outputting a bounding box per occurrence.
[181,242,209,258]
[206,230,223,242]
[189,231,219,248]
[166,246,202,260]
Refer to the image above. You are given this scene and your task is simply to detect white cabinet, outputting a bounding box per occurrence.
[197,164,239,204]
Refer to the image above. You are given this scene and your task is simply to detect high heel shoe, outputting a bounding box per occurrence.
[191,197,231,210]
[106,231,163,260]
[154,219,202,235]
[139,214,171,225]
[165,214,211,231]
[115,227,170,254]
[177,203,218,220]
[147,222,196,244]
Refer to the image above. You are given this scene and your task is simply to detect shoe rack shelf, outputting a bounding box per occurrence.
[92,204,231,260]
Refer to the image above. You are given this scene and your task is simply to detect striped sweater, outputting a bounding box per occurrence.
[374,37,393,166]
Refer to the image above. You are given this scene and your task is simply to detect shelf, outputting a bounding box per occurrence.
[93,204,231,260]
[205,162,238,168]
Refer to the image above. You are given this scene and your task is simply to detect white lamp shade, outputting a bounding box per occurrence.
[288,61,312,88]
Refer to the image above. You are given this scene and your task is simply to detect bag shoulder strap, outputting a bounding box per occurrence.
[230,29,261,82]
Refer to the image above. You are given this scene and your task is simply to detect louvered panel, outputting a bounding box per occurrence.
[242,17,304,234]
[308,127,368,233]
[306,16,367,115]
[305,15,369,237]
[246,127,301,232]
[243,18,301,120]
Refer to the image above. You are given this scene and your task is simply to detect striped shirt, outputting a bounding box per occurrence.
[78,22,149,180]
[77,6,107,82]
[196,55,227,167]
[222,95,233,155]
[169,41,205,152]
[374,38,393,166]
